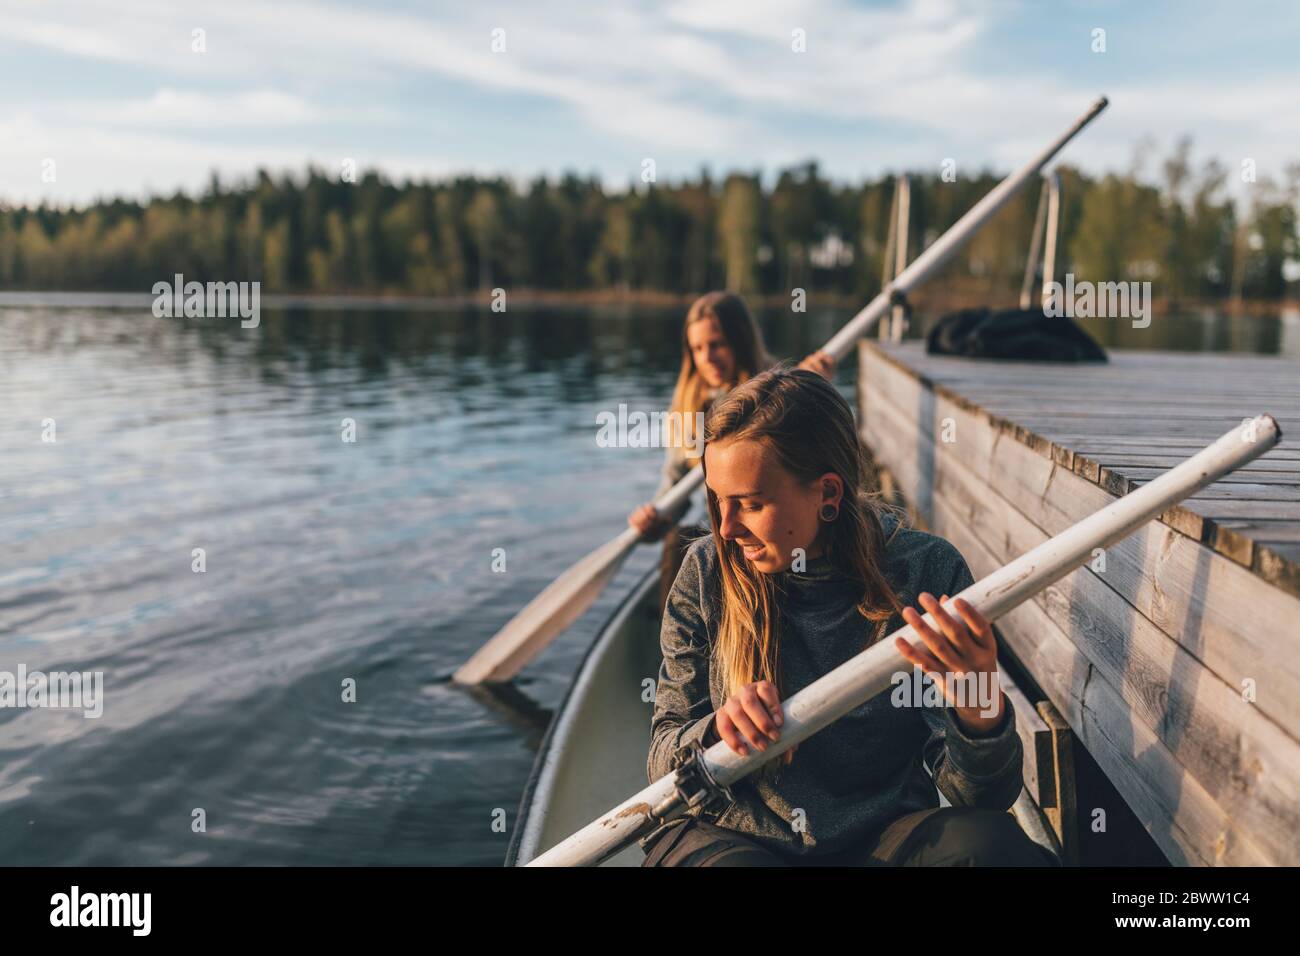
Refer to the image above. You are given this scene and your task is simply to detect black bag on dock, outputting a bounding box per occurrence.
[925,306,1107,362]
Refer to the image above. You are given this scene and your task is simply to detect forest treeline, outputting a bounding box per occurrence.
[1,139,1296,302]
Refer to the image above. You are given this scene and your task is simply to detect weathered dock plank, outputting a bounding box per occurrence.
[858,340,1300,867]
[862,342,1300,591]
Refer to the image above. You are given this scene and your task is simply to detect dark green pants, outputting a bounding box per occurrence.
[641,807,1060,867]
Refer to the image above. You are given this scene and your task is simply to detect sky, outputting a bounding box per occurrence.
[2,0,1299,206]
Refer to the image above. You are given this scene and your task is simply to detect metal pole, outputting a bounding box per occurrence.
[1040,172,1061,310]
[1019,178,1050,310]
[878,183,899,342]
[890,175,911,342]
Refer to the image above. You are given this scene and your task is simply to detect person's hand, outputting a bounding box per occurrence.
[895,593,1006,736]
[797,350,836,380]
[712,680,797,766]
[628,503,670,541]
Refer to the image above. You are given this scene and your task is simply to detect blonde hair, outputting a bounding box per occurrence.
[702,366,904,704]
[666,292,772,456]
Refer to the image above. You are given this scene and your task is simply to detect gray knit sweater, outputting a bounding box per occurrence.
[643,513,1023,859]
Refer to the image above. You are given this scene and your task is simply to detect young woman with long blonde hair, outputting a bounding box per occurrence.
[640,367,1055,867]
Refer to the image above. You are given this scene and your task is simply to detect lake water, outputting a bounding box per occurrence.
[0,294,1295,865]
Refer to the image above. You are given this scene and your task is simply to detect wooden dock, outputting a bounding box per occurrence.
[857,340,1300,867]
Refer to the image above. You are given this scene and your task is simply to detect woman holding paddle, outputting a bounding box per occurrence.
[627,291,835,607]
[640,366,1055,866]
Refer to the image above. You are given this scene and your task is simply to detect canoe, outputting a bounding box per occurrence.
[505,558,1069,866]
[506,566,662,866]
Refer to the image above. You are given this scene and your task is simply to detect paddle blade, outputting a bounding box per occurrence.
[453,528,641,684]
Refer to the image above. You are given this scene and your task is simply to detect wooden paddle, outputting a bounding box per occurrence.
[454,96,1110,685]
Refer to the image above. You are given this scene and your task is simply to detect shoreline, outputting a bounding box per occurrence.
[0,286,1295,317]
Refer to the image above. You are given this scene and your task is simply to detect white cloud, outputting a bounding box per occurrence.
[0,112,453,205]
[2,16,139,63]
[86,89,321,127]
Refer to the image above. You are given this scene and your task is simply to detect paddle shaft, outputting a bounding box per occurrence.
[528,415,1281,865]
